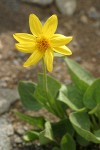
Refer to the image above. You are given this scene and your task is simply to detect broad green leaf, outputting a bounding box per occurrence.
[23,131,39,142]
[44,121,54,141]
[89,104,100,115]
[58,84,84,111]
[18,81,42,110]
[94,129,100,137]
[34,74,65,118]
[76,134,89,146]
[65,58,95,93]
[39,121,55,144]
[83,78,100,111]
[39,130,50,145]
[15,111,45,129]
[70,112,100,143]
[61,133,76,150]
[34,87,47,106]
[37,73,61,99]
[52,118,74,139]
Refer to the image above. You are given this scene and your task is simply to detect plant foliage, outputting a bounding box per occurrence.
[17,58,100,150]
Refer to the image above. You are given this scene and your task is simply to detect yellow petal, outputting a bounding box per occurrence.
[13,33,35,43]
[51,34,72,47]
[15,43,35,53]
[42,15,58,38]
[23,49,44,67]
[29,14,42,37]
[44,48,54,72]
[53,46,72,55]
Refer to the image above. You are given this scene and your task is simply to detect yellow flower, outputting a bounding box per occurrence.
[13,14,72,72]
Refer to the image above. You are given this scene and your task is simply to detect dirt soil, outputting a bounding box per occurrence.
[0,0,100,149]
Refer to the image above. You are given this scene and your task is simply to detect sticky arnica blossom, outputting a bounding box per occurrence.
[13,14,72,72]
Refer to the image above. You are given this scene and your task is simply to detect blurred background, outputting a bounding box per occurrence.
[0,0,100,149]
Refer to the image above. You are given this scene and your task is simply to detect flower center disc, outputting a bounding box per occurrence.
[36,37,50,51]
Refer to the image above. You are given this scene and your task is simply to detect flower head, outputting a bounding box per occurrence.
[13,14,72,72]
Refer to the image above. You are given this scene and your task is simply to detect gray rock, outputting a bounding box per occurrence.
[0,88,19,103]
[56,0,77,16]
[0,88,19,114]
[0,116,14,150]
[22,0,53,6]
[0,80,7,88]
[0,98,10,114]
[0,135,11,150]
[88,7,100,19]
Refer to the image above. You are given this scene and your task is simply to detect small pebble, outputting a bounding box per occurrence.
[55,0,77,16]
[16,126,25,135]
[80,15,88,24]
[14,135,22,144]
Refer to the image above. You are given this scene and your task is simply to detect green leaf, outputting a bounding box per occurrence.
[34,74,65,118]
[94,129,100,137]
[37,73,61,99]
[65,58,95,93]
[89,104,100,115]
[83,78,100,111]
[52,118,74,139]
[34,73,61,105]
[39,130,50,145]
[70,112,100,143]
[44,121,54,141]
[39,121,55,144]
[15,111,45,129]
[23,130,39,142]
[58,84,84,111]
[76,134,89,146]
[18,81,42,110]
[61,133,76,150]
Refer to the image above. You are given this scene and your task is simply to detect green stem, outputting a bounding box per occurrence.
[42,59,55,113]
[42,59,48,93]
[42,59,65,118]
